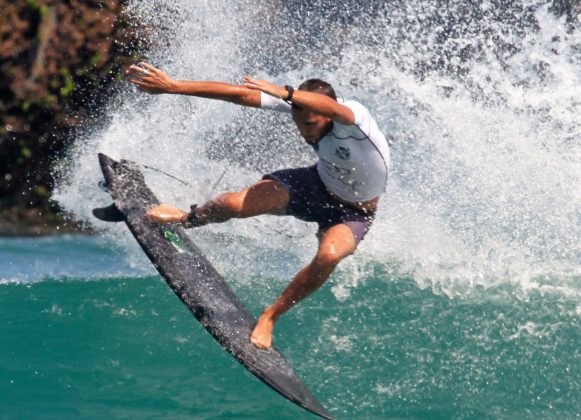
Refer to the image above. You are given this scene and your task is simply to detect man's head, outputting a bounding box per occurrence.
[291,79,337,144]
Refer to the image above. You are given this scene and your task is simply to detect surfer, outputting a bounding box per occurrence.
[126,62,390,350]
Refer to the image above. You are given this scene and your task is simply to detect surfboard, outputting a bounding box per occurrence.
[95,153,334,420]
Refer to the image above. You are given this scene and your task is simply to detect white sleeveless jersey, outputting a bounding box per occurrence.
[261,92,390,202]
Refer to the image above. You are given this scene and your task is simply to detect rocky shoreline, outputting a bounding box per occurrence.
[0,0,144,237]
[0,207,92,237]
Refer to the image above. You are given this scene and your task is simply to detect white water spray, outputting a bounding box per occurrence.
[54,1,581,297]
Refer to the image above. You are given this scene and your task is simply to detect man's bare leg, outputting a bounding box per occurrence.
[250,223,357,350]
[196,179,289,222]
[145,179,289,224]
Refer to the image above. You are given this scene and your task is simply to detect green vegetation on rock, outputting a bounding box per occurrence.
[0,0,147,235]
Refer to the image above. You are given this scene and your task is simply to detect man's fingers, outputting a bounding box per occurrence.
[126,64,148,75]
[125,64,155,84]
[127,75,155,87]
[242,78,285,99]
[127,77,148,88]
[127,76,162,95]
[139,62,158,73]
[243,77,265,92]
[243,76,260,85]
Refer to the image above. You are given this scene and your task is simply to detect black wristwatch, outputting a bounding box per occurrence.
[284,85,294,102]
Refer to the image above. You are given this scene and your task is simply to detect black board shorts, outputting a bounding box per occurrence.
[263,165,376,244]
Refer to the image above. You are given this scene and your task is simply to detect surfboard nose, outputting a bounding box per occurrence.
[98,153,121,190]
[98,153,115,171]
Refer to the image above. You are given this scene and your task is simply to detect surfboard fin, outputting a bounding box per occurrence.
[92,203,124,222]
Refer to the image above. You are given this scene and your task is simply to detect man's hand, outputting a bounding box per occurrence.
[243,76,287,99]
[126,62,177,94]
[145,204,189,224]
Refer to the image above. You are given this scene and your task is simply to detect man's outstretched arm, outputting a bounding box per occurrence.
[126,62,261,107]
[243,76,356,125]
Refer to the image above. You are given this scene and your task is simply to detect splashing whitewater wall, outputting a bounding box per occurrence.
[54,0,581,297]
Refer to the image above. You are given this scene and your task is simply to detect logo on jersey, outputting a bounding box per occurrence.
[335,146,350,160]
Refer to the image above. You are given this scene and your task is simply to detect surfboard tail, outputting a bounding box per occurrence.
[98,152,114,181]
[258,370,335,419]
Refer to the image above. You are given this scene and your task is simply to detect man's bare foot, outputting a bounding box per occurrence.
[250,311,276,350]
[145,204,188,223]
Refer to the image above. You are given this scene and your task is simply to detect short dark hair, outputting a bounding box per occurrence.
[292,79,337,110]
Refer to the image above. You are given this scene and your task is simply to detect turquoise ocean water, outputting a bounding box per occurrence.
[1,235,580,419]
[4,0,581,418]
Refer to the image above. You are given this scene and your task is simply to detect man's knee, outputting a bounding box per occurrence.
[214,192,244,214]
[313,246,351,270]
[314,224,357,269]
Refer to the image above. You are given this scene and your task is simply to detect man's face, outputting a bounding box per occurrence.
[291,109,333,145]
